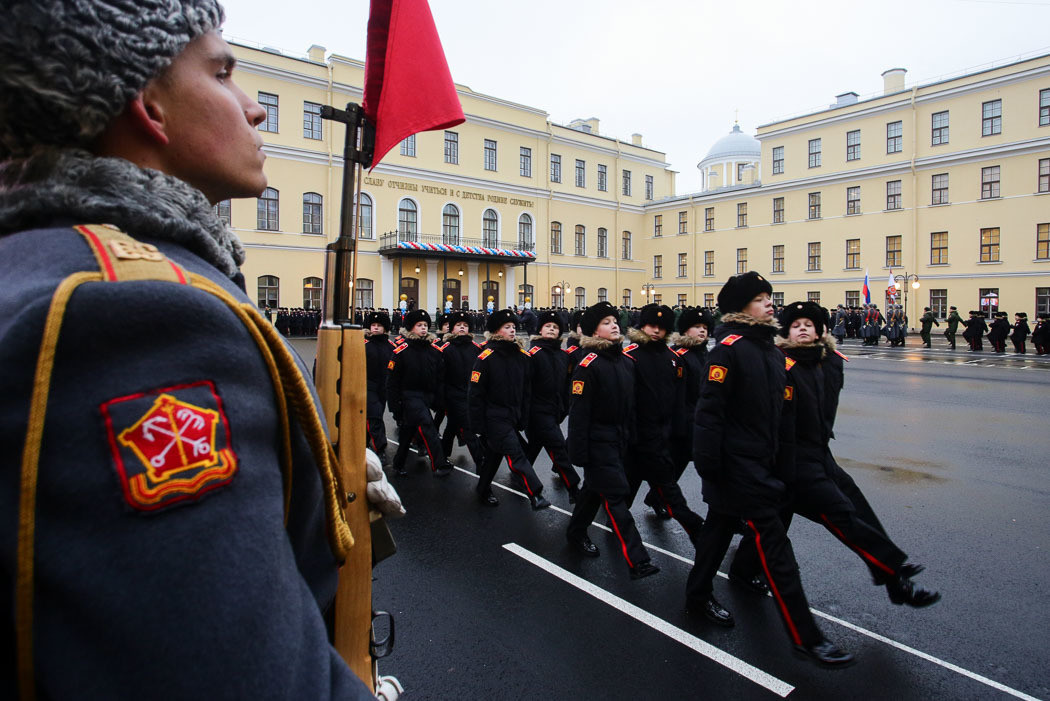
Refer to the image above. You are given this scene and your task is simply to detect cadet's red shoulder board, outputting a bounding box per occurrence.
[579,352,598,367]
[393,344,406,354]
[834,349,850,361]
[520,347,530,356]
[478,348,494,360]
[528,346,542,356]
[388,338,400,347]
[675,347,689,356]
[721,334,743,346]
[785,357,796,371]
[564,345,579,354]
[472,341,483,349]
[435,341,449,352]
[622,343,638,359]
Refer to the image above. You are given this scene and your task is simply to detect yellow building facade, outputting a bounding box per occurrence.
[229,41,1050,320]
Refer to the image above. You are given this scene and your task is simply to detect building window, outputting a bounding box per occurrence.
[654,215,663,237]
[622,170,632,196]
[1041,89,1050,126]
[303,101,322,140]
[483,209,499,247]
[623,289,633,307]
[596,227,608,258]
[737,203,748,228]
[930,231,949,265]
[847,186,861,215]
[932,173,949,204]
[846,130,861,161]
[772,291,784,307]
[257,187,279,231]
[550,154,561,183]
[703,292,714,307]
[807,242,821,271]
[355,278,374,310]
[398,199,418,240]
[704,250,714,277]
[518,214,534,251]
[678,211,688,234]
[575,159,586,187]
[1037,287,1050,315]
[772,146,784,174]
[773,197,784,223]
[259,92,278,133]
[483,139,497,171]
[1038,223,1049,260]
[550,221,562,255]
[400,134,416,157]
[257,275,279,308]
[736,248,747,274]
[213,199,231,227]
[808,291,821,305]
[981,166,1000,199]
[518,284,534,308]
[845,290,860,308]
[303,276,323,310]
[442,204,461,245]
[598,287,608,303]
[808,138,822,168]
[927,289,947,318]
[302,192,323,234]
[574,287,586,308]
[772,244,784,273]
[574,225,586,256]
[622,231,632,259]
[356,192,373,239]
[704,207,714,231]
[653,254,663,278]
[886,235,902,267]
[552,285,565,307]
[736,163,745,182]
[886,180,902,210]
[808,192,821,219]
[597,164,607,191]
[678,293,688,307]
[645,175,654,200]
[678,253,687,277]
[444,131,459,164]
[1039,158,1049,193]
[980,287,1000,316]
[520,147,532,177]
[932,110,949,145]
[886,120,902,153]
[980,227,1000,262]
[982,99,1002,136]
[846,239,860,269]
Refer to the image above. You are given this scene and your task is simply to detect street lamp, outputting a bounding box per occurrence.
[640,282,656,302]
[553,280,571,307]
[892,272,920,328]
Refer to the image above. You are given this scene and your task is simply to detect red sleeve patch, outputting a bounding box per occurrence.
[721,334,743,346]
[579,352,599,367]
[572,380,585,395]
[708,365,728,383]
[99,380,237,512]
[470,371,481,383]
[784,386,794,401]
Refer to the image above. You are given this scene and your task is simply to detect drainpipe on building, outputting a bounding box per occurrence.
[910,84,919,331]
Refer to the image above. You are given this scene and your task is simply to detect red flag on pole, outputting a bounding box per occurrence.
[363,0,465,167]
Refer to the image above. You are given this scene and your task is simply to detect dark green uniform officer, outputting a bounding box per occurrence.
[919,307,940,348]
[943,306,963,349]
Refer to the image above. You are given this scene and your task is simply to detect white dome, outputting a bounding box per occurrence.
[698,124,760,167]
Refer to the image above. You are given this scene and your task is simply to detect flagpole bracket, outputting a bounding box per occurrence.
[321,103,375,169]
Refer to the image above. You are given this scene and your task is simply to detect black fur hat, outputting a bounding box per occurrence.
[570,309,584,331]
[364,310,391,332]
[717,271,773,314]
[445,310,470,329]
[779,301,827,337]
[403,308,431,331]
[638,304,674,333]
[676,307,715,334]
[581,301,619,336]
[486,308,519,333]
[536,310,563,334]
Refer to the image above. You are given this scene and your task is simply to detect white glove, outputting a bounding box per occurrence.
[365,449,406,518]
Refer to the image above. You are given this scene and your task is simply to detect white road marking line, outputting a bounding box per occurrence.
[390,439,1041,699]
[502,542,795,698]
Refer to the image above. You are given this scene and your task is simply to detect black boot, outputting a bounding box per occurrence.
[793,639,855,668]
[886,576,941,607]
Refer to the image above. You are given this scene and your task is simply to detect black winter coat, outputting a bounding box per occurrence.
[624,328,683,447]
[528,336,571,420]
[568,335,635,467]
[387,331,445,418]
[468,337,531,433]
[988,317,1010,343]
[441,333,483,396]
[671,332,708,440]
[364,332,396,414]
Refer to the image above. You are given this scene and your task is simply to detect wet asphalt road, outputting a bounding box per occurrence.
[291,338,1050,700]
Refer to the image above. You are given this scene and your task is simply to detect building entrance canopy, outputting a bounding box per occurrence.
[379,232,535,266]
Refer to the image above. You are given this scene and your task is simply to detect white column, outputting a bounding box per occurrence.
[504,267,516,309]
[381,257,394,310]
[426,260,438,314]
[467,262,480,310]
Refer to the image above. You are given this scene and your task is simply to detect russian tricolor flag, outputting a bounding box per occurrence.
[862,269,870,304]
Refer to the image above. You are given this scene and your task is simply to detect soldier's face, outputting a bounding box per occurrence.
[370,323,385,334]
[686,324,708,341]
[789,318,817,343]
[411,321,429,335]
[453,322,470,335]
[594,316,620,341]
[540,322,560,339]
[495,322,516,341]
[744,293,774,321]
[641,324,666,341]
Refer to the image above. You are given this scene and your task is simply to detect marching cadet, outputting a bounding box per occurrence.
[1033,313,1050,355]
[1010,312,1031,354]
[389,309,455,477]
[525,310,581,501]
[566,302,660,579]
[919,307,940,348]
[685,272,854,667]
[963,310,988,351]
[438,310,486,470]
[470,309,551,510]
[943,306,963,350]
[730,302,940,611]
[988,311,1011,354]
[365,310,398,464]
[563,309,586,373]
[624,304,706,542]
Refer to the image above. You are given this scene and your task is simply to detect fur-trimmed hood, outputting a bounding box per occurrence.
[399,328,437,343]
[442,331,475,343]
[529,333,563,343]
[579,334,623,351]
[626,326,669,346]
[364,330,389,340]
[776,332,838,359]
[670,332,709,349]
[483,331,527,350]
[719,311,780,329]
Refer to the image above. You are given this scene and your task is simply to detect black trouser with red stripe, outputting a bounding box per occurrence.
[628,446,705,541]
[366,395,388,455]
[525,412,580,490]
[1011,338,1026,353]
[568,445,651,569]
[687,510,823,648]
[391,396,447,473]
[476,420,544,498]
[440,395,485,469]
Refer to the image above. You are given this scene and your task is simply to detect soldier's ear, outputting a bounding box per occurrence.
[125,92,171,146]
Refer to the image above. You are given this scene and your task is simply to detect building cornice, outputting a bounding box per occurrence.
[236,58,330,90]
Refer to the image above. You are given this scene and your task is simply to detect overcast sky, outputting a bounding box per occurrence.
[219,0,1050,194]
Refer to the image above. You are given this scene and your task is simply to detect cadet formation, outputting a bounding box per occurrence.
[362,270,955,668]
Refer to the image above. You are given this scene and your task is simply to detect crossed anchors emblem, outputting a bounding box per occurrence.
[118,394,220,481]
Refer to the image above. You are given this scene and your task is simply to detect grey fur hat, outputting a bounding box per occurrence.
[0,0,225,159]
